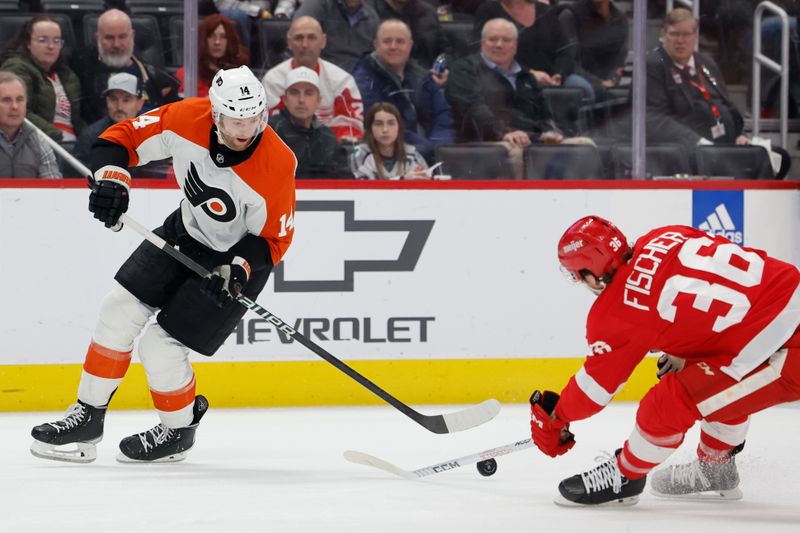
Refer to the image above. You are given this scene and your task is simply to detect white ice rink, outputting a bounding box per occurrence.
[3,402,798,532]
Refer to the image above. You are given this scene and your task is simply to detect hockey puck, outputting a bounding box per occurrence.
[476,458,497,477]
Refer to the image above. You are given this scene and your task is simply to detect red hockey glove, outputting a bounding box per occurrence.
[530,390,575,457]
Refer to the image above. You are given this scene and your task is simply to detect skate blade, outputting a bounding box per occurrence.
[650,487,743,501]
[554,494,641,507]
[30,439,98,464]
[115,451,188,464]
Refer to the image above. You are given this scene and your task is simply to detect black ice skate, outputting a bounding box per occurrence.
[650,456,742,500]
[556,450,646,507]
[117,395,208,463]
[30,400,106,463]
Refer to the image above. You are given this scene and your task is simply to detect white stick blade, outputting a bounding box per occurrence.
[343,450,417,480]
[442,398,501,433]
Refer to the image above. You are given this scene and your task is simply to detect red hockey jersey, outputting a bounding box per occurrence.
[556,225,800,423]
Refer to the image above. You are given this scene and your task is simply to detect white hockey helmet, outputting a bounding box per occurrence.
[208,65,266,119]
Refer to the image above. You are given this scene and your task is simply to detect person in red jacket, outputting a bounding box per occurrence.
[531,215,800,506]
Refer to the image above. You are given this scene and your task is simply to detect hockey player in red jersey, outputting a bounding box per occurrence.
[29,65,297,463]
[530,215,800,506]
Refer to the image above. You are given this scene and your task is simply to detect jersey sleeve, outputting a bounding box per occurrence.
[99,99,210,167]
[98,106,172,167]
[254,177,295,266]
[242,129,297,266]
[555,316,649,423]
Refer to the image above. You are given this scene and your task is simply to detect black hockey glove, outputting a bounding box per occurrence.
[200,256,251,307]
[89,165,131,231]
[655,352,685,379]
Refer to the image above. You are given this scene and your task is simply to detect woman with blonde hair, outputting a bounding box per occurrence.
[351,102,429,180]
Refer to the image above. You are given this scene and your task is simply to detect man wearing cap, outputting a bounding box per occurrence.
[262,16,364,143]
[268,66,352,178]
[74,73,144,167]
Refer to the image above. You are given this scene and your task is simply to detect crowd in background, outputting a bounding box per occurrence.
[0,0,797,180]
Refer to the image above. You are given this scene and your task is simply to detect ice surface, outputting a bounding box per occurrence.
[3,402,798,532]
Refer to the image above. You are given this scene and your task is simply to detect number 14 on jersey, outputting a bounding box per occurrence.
[279,210,295,237]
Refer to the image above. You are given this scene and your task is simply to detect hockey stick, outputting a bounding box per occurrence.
[116,215,500,434]
[27,120,501,434]
[344,438,534,479]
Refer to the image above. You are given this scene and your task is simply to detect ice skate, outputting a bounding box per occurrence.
[555,450,646,507]
[30,401,106,463]
[117,395,208,463]
[650,456,742,501]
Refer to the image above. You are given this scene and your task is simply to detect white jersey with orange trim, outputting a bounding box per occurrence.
[555,225,800,423]
[263,58,364,141]
[99,97,297,265]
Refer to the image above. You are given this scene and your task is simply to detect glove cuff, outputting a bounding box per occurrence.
[94,165,132,190]
[232,256,251,282]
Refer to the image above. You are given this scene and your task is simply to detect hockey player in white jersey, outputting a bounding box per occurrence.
[30,66,297,463]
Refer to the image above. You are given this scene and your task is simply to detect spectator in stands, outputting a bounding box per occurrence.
[272,0,300,18]
[268,67,352,178]
[1,15,84,145]
[295,0,380,73]
[74,73,143,165]
[351,102,429,179]
[472,0,595,102]
[262,16,364,142]
[353,19,455,162]
[176,15,250,98]
[647,8,790,178]
[212,0,271,47]
[558,0,628,101]
[446,18,563,177]
[73,73,170,178]
[78,9,180,124]
[368,0,449,68]
[0,71,61,178]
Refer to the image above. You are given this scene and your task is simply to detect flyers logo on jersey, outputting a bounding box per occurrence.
[185,162,236,222]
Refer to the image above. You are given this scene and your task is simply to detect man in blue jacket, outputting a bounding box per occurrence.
[353,18,455,162]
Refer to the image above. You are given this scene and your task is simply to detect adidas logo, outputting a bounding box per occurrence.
[698,203,743,244]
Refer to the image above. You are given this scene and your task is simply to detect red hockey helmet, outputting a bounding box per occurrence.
[557,216,631,282]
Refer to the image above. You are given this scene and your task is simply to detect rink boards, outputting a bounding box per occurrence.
[1,179,799,410]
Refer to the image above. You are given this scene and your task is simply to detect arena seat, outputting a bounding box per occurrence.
[611,143,691,179]
[435,143,513,179]
[541,86,590,136]
[695,145,775,179]
[255,18,292,71]
[440,22,476,59]
[523,143,605,179]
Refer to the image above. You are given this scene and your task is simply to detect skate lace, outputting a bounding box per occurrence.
[581,451,623,494]
[138,424,176,452]
[49,403,86,432]
[670,460,710,490]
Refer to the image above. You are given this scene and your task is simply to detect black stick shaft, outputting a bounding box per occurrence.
[118,214,449,433]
